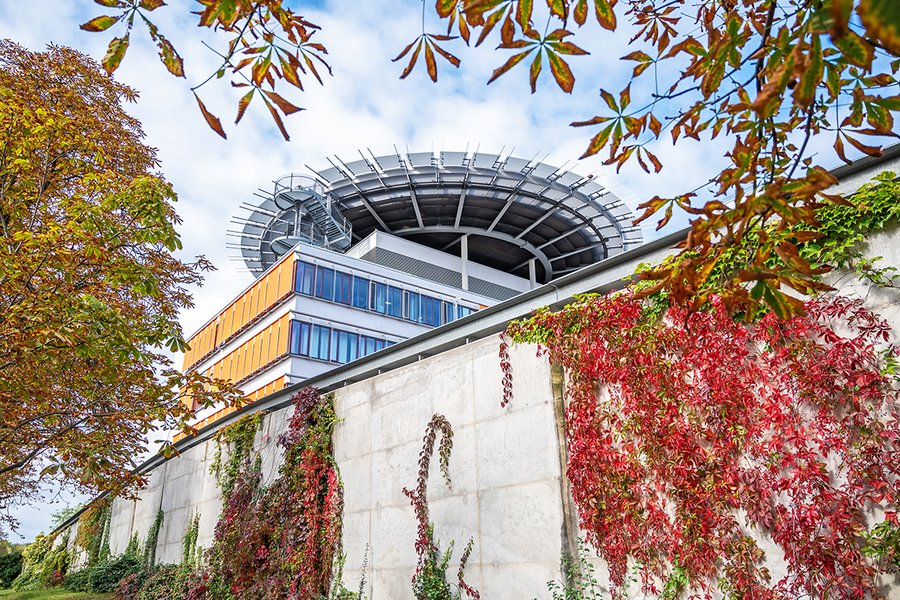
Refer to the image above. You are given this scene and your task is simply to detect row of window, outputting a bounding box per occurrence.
[295,261,476,327]
[288,320,396,364]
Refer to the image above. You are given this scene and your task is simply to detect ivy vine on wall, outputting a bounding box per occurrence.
[500,173,900,598]
[404,413,479,600]
[74,496,111,567]
[188,387,343,599]
[504,292,900,597]
[209,411,264,501]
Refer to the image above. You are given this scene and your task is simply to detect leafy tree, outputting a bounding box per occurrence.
[0,41,240,533]
[81,0,900,315]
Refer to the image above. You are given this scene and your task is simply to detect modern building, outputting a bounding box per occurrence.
[181,150,640,432]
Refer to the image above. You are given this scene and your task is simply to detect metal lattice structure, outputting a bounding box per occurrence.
[230,150,641,283]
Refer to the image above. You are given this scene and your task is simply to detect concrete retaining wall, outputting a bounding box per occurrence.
[59,223,900,598]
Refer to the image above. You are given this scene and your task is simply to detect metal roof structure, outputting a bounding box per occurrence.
[230,149,642,284]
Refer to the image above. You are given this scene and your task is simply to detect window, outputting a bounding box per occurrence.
[457,305,472,319]
[387,286,403,318]
[346,332,359,362]
[335,271,352,305]
[404,291,421,322]
[310,324,330,360]
[370,282,387,314]
[352,276,369,309]
[289,319,387,364]
[422,295,441,326]
[314,267,334,301]
[289,320,311,356]
[442,301,454,325]
[361,335,378,356]
[299,322,310,355]
[330,330,340,362]
[295,261,315,295]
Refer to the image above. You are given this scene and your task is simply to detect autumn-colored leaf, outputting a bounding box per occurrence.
[156,36,184,77]
[834,31,874,68]
[436,0,457,18]
[302,52,325,85]
[547,50,575,93]
[431,41,462,68]
[750,56,793,117]
[793,36,823,108]
[830,0,853,37]
[263,90,302,115]
[194,92,227,139]
[843,134,883,156]
[397,39,424,79]
[474,4,507,46]
[594,0,617,30]
[80,15,119,32]
[574,0,588,25]
[619,83,631,109]
[648,113,662,137]
[516,0,533,30]
[549,40,589,56]
[261,96,290,141]
[529,50,541,92]
[858,0,900,54]
[645,148,663,172]
[101,35,130,74]
[424,42,438,82]
[139,0,166,9]
[487,49,533,84]
[548,0,567,20]
[599,88,618,112]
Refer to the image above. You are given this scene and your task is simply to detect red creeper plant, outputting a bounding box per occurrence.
[505,293,900,598]
[404,414,480,600]
[190,387,342,599]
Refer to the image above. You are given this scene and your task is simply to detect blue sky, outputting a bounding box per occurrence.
[0,0,860,542]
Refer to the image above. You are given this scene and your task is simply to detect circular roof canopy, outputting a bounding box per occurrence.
[231,150,641,284]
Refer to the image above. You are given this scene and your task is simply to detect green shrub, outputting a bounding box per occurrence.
[63,567,93,592]
[135,564,189,600]
[87,555,143,593]
[64,554,144,594]
[0,551,23,587]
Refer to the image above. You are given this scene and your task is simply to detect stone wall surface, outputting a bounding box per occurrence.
[333,336,565,599]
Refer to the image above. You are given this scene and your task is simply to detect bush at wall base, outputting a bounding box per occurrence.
[65,554,144,594]
[0,552,22,588]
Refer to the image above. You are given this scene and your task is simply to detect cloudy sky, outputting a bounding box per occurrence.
[0,0,859,541]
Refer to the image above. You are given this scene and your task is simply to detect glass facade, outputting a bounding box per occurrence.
[294,260,477,326]
[289,319,394,364]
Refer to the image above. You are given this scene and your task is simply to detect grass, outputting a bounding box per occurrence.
[0,589,113,600]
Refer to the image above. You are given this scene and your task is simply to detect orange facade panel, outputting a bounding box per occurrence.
[182,255,297,372]
[173,375,289,442]
[206,313,292,386]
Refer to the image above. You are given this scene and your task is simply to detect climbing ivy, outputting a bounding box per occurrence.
[12,531,70,590]
[500,173,900,598]
[74,497,111,567]
[188,387,343,599]
[404,414,479,600]
[182,512,201,567]
[800,171,900,286]
[141,509,164,571]
[504,292,900,598]
[209,412,263,501]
